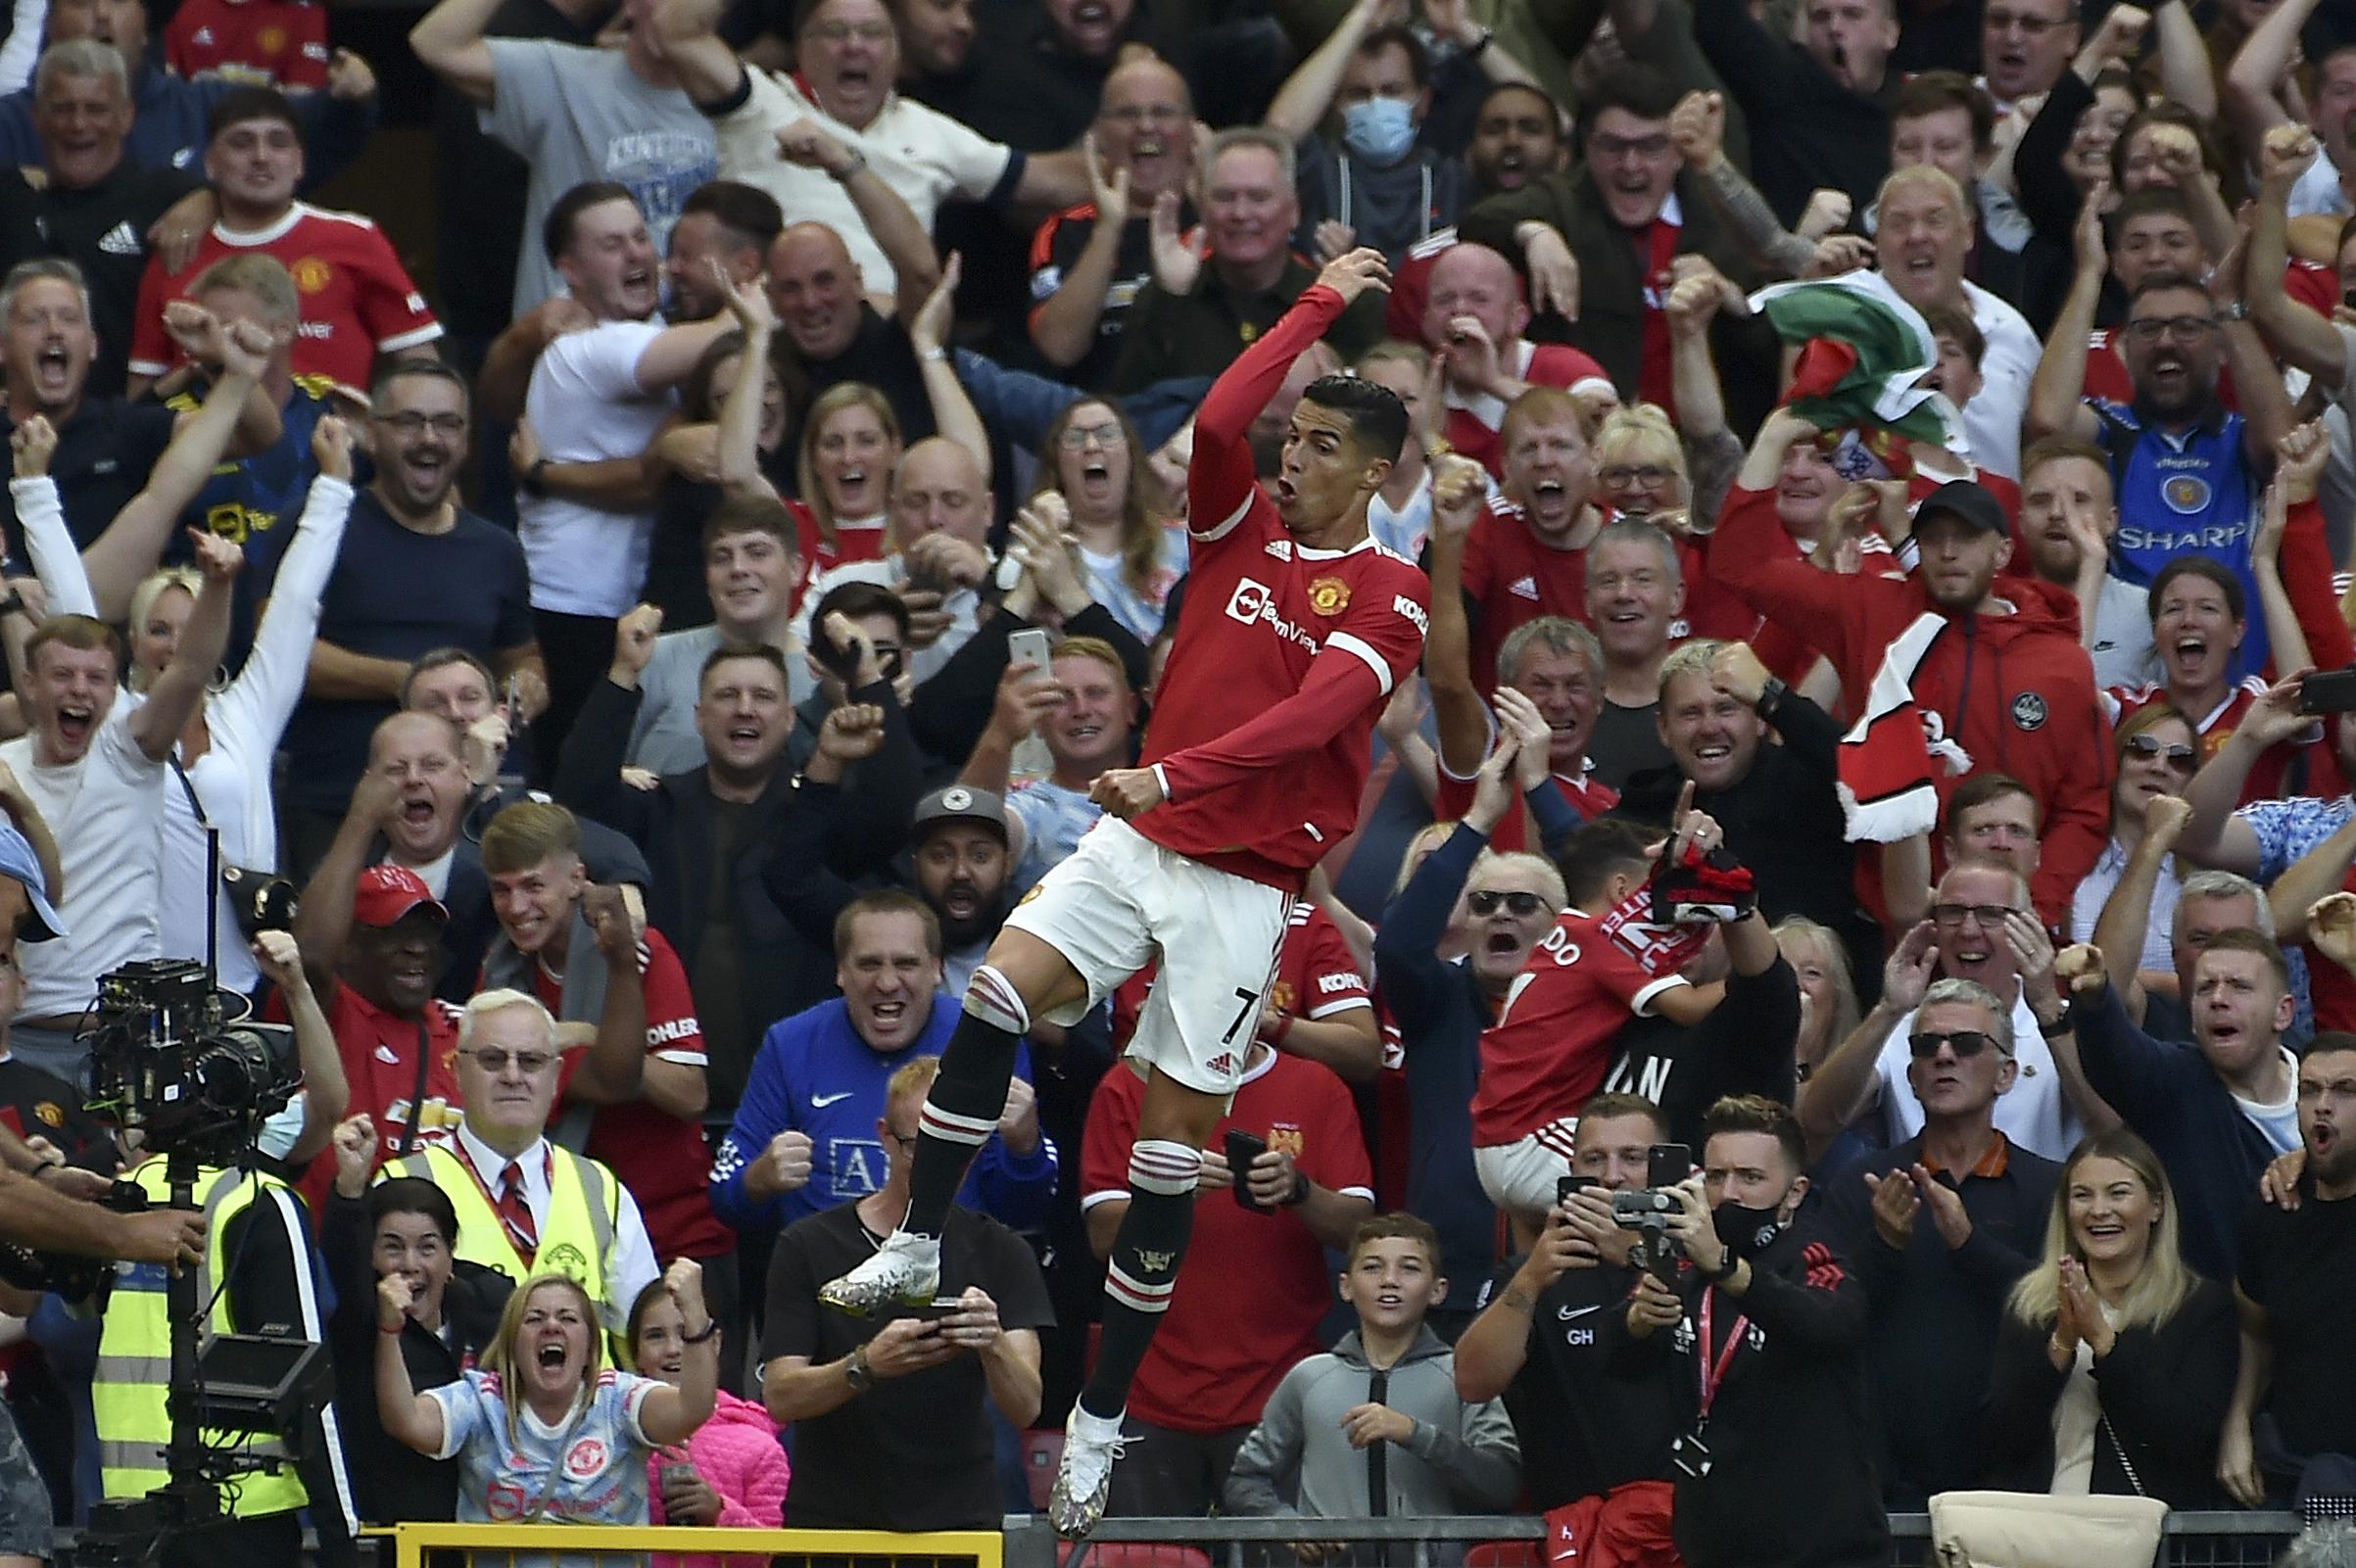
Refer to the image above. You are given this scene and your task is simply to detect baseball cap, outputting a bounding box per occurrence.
[0,824,65,941]
[909,785,1009,846]
[1914,479,2009,539]
[354,864,450,927]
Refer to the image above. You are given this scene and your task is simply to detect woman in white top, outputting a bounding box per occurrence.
[1981,1129,2238,1504]
[1030,396,1185,643]
[14,391,355,996]
[2069,703,2198,979]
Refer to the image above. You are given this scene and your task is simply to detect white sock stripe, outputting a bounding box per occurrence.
[919,1104,997,1143]
[1106,1261,1176,1309]
[964,966,1032,1034]
[1129,1139,1201,1194]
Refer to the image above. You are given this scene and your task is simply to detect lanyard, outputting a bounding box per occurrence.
[1696,1285,1749,1423]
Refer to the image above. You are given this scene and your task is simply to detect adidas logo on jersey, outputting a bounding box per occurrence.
[1509,575,1540,601]
[1264,539,1293,560]
[1205,1052,1239,1076]
[96,221,142,257]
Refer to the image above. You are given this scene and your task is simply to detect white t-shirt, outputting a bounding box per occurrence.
[2,709,168,1019]
[1961,279,2040,481]
[1872,990,2084,1163]
[517,319,673,617]
[712,71,1013,298]
[2232,1050,2302,1155]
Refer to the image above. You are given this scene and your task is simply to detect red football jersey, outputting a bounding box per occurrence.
[527,926,735,1261]
[1141,282,1430,892]
[165,0,329,88]
[1081,1049,1373,1433]
[2105,679,2346,805]
[294,983,465,1223]
[128,204,441,393]
[792,500,889,611]
[1457,499,1585,693]
[1472,909,1689,1147]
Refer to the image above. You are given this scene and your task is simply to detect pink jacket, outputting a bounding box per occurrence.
[649,1389,792,1567]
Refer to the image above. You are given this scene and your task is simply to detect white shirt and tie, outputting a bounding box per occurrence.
[452,1120,660,1309]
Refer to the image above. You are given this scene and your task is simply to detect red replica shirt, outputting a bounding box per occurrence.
[127,204,442,393]
[295,983,466,1220]
[1440,341,1612,478]
[1081,1049,1373,1433]
[528,926,735,1260]
[1145,283,1430,891]
[1384,228,1457,342]
[165,0,329,88]
[1457,499,1587,694]
[1472,909,1689,1147]
[792,499,889,611]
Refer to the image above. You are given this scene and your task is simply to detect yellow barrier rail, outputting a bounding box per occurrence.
[372,1522,1007,1568]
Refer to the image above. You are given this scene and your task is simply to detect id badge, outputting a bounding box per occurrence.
[1670,1429,1712,1479]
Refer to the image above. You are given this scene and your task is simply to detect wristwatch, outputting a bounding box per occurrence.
[1754,677,1788,723]
[844,1345,875,1393]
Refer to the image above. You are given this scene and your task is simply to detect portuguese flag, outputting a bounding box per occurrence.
[1748,269,1966,454]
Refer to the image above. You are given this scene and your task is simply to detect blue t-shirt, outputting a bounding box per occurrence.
[429,1366,655,1563]
[1006,777,1101,893]
[2092,399,2267,679]
[282,489,535,814]
[165,376,337,665]
[708,992,1057,1234]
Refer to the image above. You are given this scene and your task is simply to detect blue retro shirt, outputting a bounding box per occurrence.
[2090,398,2266,680]
[164,375,338,664]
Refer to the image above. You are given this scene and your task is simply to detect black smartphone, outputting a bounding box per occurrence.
[2301,668,2356,715]
[1558,1173,1600,1209]
[1226,1129,1273,1212]
[812,622,862,681]
[1648,1144,1693,1189]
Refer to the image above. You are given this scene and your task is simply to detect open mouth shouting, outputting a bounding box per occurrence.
[32,338,72,399]
[834,463,878,512]
[52,700,94,755]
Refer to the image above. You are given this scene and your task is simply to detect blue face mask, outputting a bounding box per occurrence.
[1342,97,1418,166]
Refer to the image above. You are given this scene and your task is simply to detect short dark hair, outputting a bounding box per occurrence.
[1556,819,1655,907]
[1345,1212,1440,1269]
[400,647,495,709]
[2147,554,2244,626]
[543,179,637,264]
[2125,267,2213,311]
[1474,78,1559,137]
[1704,1094,1806,1174]
[2113,185,2196,236]
[206,85,300,144]
[833,886,942,961]
[1581,63,1678,125]
[811,579,912,643]
[2306,1030,2356,1066]
[370,356,470,410]
[1945,771,2038,836]
[2197,927,2291,994]
[1577,1092,1670,1141]
[697,641,791,692]
[1356,24,1430,90]
[680,180,786,255]
[1889,70,1995,152]
[1301,374,1409,466]
[1920,303,1984,366]
[700,493,799,553]
[369,1175,459,1248]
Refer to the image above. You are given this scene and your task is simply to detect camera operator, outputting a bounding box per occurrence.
[1453,1093,1681,1513]
[1607,1095,1885,1568]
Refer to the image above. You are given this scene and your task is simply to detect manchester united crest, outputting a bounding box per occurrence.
[1307,577,1351,617]
[291,257,333,295]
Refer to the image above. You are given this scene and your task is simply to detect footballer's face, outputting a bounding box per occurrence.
[1274,397,1387,538]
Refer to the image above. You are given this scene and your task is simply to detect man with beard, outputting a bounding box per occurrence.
[710,888,1053,1236]
[2054,930,2303,1280]
[2013,435,2155,691]
[2221,1032,2356,1509]
[1802,860,2104,1165]
[1709,415,2111,927]
[1385,81,1566,339]
[2028,241,2313,680]
[284,360,544,874]
[1418,243,1610,478]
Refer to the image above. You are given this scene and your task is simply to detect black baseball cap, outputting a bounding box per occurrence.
[1914,479,2009,538]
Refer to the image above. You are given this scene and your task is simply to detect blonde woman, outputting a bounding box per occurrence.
[377,1260,717,1562]
[1980,1130,2237,1504]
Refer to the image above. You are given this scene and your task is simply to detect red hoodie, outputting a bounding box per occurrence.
[1709,483,2113,927]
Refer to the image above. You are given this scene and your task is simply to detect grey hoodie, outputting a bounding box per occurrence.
[1224,1325,1520,1528]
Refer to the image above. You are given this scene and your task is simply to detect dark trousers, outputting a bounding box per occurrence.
[530,608,617,790]
[1105,1417,1252,1518]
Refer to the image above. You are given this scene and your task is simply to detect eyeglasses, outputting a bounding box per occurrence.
[1908,1028,2000,1059]
[1985,8,2066,33]
[1468,889,1549,917]
[464,1048,553,1075]
[1101,104,1187,125]
[1931,903,2018,927]
[2124,315,2220,344]
[1589,132,1671,160]
[375,411,466,437]
[2124,733,2198,771]
[1599,464,1673,489]
[810,20,892,41]
[1058,422,1123,451]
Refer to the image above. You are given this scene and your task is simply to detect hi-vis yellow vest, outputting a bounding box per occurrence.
[386,1142,626,1333]
[93,1162,311,1515]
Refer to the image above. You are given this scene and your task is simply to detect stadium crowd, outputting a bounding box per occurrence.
[0,0,2346,1559]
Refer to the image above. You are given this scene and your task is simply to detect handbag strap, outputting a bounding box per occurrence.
[2100,1411,2147,1498]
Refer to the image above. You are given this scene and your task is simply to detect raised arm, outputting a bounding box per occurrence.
[637,1260,721,1444]
[1424,456,1495,777]
[2221,0,2320,162]
[2025,189,2107,444]
[652,0,747,107]
[1263,0,1378,143]
[908,258,990,484]
[214,422,355,753]
[373,1275,451,1453]
[2175,681,2303,871]
[2248,125,2348,385]
[774,117,942,319]
[293,769,399,994]
[1031,143,1130,369]
[408,0,503,106]
[257,930,350,1165]
[128,529,237,763]
[2148,0,2215,121]
[1798,923,1935,1160]
[1671,92,1814,278]
[557,886,649,1105]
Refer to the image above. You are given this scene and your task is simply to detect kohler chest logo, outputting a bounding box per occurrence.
[2010,692,2048,732]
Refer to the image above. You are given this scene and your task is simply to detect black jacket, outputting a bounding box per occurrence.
[1607,1221,1886,1568]
[1980,1276,2240,1507]
[321,1188,512,1526]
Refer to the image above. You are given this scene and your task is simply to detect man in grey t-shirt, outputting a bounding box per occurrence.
[411,0,718,315]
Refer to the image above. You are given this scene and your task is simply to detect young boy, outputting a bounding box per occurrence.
[1222,1214,1521,1523]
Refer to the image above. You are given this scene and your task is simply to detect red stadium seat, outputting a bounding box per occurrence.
[1464,1543,1543,1568]
[1056,1544,1215,1568]
[1024,1428,1066,1512]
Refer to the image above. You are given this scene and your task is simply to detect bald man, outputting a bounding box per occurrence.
[1420,241,1611,476]
[769,220,942,457]
[794,436,994,683]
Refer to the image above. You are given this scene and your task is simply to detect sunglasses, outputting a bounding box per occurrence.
[464,1048,553,1075]
[1908,1029,2000,1059]
[2124,733,2197,771]
[1468,890,1549,918]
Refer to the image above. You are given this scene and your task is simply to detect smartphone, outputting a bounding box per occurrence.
[658,1461,697,1494]
[1226,1129,1273,1212]
[911,1295,965,1320]
[1558,1173,1599,1209]
[1007,626,1054,676]
[1648,1144,1693,1189]
[2300,668,2356,715]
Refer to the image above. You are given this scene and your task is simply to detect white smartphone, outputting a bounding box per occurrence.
[1007,627,1053,674]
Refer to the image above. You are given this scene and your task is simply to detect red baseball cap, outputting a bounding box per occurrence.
[353,865,450,928]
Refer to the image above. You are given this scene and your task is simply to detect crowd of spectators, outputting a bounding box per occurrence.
[0,0,2347,1559]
